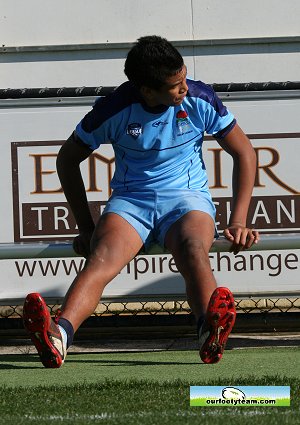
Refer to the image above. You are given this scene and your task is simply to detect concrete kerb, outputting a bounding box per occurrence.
[0,333,300,356]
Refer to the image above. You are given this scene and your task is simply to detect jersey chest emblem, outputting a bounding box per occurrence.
[176,110,192,136]
[126,122,143,139]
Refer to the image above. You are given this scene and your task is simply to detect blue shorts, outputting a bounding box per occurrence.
[102,189,216,249]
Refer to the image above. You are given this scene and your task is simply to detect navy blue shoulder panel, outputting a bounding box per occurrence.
[186,79,229,117]
[81,81,140,133]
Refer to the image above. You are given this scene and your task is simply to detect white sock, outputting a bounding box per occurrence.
[58,324,68,351]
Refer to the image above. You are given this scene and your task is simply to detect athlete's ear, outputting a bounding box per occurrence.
[140,85,156,102]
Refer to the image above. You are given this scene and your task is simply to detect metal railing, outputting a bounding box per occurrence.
[1,233,300,260]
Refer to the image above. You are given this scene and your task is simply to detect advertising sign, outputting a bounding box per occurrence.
[0,94,299,302]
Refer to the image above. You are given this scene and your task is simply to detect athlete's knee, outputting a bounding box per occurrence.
[90,234,106,255]
[179,238,210,259]
[172,238,210,277]
[90,225,119,256]
[89,237,117,266]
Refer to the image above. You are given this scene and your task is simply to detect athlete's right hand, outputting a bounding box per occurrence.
[72,230,94,258]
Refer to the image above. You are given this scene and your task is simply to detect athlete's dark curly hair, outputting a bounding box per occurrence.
[124,35,184,89]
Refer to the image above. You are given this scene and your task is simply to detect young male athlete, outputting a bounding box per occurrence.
[23,36,259,367]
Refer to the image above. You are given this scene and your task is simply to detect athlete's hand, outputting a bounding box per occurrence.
[73,230,94,258]
[223,223,259,254]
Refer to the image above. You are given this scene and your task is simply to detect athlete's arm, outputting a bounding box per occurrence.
[215,123,260,253]
[56,132,95,257]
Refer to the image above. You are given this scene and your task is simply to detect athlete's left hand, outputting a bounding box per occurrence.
[223,224,260,254]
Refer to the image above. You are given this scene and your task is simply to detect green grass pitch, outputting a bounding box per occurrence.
[0,348,299,424]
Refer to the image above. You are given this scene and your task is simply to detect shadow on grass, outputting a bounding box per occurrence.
[0,354,42,369]
[227,337,300,349]
[66,355,201,367]
[0,352,202,369]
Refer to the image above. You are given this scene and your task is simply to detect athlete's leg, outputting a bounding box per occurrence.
[60,212,143,331]
[23,212,143,368]
[164,210,236,363]
[164,211,216,321]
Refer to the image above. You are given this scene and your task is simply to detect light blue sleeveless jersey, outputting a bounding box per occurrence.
[75,79,236,191]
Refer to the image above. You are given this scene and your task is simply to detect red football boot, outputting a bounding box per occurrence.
[23,293,66,368]
[199,287,236,364]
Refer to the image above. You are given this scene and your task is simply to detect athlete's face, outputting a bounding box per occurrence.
[142,65,188,107]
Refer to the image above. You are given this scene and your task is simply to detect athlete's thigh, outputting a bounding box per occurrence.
[90,212,144,269]
[164,210,215,255]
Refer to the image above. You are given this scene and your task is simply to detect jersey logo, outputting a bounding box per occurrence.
[176,110,192,135]
[152,120,168,128]
[127,123,143,139]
